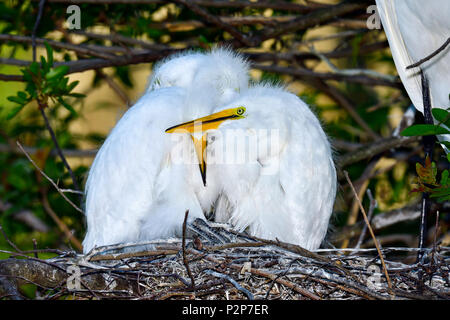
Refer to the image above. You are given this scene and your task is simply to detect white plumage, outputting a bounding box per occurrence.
[376,0,450,148]
[211,86,336,250]
[83,49,249,253]
[82,48,336,253]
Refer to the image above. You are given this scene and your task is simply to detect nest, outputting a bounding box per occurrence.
[0,219,449,300]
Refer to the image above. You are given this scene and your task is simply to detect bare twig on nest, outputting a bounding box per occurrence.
[344,171,393,294]
[182,210,195,289]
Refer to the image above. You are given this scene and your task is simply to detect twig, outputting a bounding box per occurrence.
[182,210,195,289]
[16,141,84,214]
[35,0,324,13]
[95,70,130,107]
[32,0,47,61]
[253,63,401,88]
[354,189,377,251]
[203,269,254,300]
[248,1,366,47]
[0,143,97,158]
[418,72,434,263]
[406,37,450,69]
[308,44,398,83]
[40,191,83,251]
[0,224,22,253]
[38,108,80,193]
[344,171,393,294]
[0,34,117,60]
[337,136,420,169]
[172,0,253,47]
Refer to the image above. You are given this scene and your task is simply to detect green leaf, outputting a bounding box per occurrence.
[57,97,77,116]
[29,62,40,76]
[6,104,26,119]
[7,96,25,105]
[431,108,449,123]
[400,124,450,136]
[66,80,79,92]
[45,65,69,80]
[44,41,53,67]
[437,194,450,202]
[440,170,449,186]
[17,91,28,100]
[67,92,85,98]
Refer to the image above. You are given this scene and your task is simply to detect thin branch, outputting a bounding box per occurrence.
[308,78,380,140]
[308,44,398,83]
[16,141,84,214]
[344,171,393,294]
[35,0,325,13]
[337,136,420,168]
[172,0,253,47]
[0,34,117,60]
[253,63,401,88]
[182,210,195,289]
[0,142,97,158]
[0,224,22,253]
[249,1,366,46]
[39,107,80,193]
[354,189,377,251]
[406,37,450,69]
[32,0,47,61]
[203,269,254,300]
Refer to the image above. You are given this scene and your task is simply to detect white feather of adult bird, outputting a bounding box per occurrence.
[82,49,249,253]
[376,0,450,149]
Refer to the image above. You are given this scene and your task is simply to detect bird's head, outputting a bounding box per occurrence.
[148,48,249,105]
[196,48,250,104]
[147,51,207,92]
[165,106,246,186]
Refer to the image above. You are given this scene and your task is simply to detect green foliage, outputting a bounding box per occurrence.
[401,107,450,202]
[0,1,447,255]
[5,42,83,120]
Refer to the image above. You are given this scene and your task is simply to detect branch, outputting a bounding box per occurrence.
[0,142,97,158]
[406,37,450,69]
[172,0,253,47]
[16,141,84,215]
[249,1,367,46]
[35,0,326,13]
[253,63,401,88]
[0,34,117,60]
[344,171,393,293]
[337,136,421,168]
[182,210,195,289]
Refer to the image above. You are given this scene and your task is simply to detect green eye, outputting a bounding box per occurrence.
[236,107,245,115]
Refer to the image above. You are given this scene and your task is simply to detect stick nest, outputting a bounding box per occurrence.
[0,219,449,300]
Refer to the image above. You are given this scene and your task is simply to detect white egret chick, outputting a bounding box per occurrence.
[167,85,337,250]
[82,49,249,253]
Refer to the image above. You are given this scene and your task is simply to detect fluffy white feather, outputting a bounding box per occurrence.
[83,48,250,253]
[210,85,337,250]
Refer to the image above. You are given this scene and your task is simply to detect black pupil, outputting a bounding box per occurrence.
[238,108,243,114]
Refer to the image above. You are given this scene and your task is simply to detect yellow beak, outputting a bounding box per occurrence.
[165,107,246,186]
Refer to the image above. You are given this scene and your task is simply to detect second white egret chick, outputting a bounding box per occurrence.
[82,48,249,253]
[208,85,337,250]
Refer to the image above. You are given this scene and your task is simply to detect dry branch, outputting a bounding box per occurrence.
[0,219,448,300]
